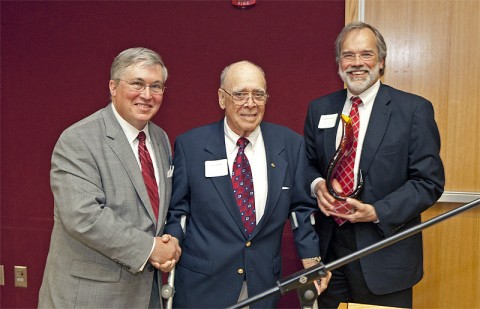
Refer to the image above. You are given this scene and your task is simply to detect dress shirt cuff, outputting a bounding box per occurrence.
[310,177,324,198]
[139,238,156,271]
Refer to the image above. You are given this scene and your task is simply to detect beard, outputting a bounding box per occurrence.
[338,62,381,95]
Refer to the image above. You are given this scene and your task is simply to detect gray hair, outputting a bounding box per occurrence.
[110,47,168,82]
[220,60,266,88]
[335,22,387,76]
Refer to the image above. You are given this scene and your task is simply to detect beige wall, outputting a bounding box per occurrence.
[345,0,480,307]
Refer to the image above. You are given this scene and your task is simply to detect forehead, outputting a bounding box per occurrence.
[225,64,266,90]
[120,62,164,80]
[341,28,378,52]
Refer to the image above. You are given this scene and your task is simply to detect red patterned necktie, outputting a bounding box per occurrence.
[333,96,362,225]
[231,137,256,236]
[137,131,159,220]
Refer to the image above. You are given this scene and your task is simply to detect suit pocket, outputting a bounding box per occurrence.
[70,259,121,282]
[178,250,215,275]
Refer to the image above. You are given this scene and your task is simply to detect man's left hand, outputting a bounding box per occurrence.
[328,198,378,223]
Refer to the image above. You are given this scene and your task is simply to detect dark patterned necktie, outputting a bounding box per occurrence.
[333,96,362,225]
[137,131,159,220]
[231,137,256,236]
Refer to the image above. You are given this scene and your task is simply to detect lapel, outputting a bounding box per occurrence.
[204,120,247,237]
[325,90,348,162]
[359,84,392,176]
[251,123,287,237]
[102,104,158,226]
[148,124,170,232]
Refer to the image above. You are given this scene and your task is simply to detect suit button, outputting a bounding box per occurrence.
[237,268,244,275]
[148,265,154,272]
[245,241,251,247]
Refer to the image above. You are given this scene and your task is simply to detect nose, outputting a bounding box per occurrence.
[352,54,364,66]
[140,86,152,99]
[244,95,257,107]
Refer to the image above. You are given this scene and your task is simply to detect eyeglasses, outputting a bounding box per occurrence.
[119,80,166,95]
[340,52,376,62]
[220,88,269,106]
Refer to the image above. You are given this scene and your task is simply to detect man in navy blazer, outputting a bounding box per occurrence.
[165,60,330,308]
[304,22,444,308]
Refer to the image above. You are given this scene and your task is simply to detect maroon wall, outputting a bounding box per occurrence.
[1,1,344,307]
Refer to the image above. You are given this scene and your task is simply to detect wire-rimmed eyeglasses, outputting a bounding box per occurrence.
[340,52,376,62]
[119,79,166,95]
[220,88,269,106]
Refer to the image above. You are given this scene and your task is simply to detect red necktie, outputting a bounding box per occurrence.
[231,138,256,236]
[333,96,362,225]
[137,131,159,220]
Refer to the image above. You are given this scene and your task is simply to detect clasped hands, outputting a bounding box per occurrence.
[315,179,378,223]
[149,234,181,272]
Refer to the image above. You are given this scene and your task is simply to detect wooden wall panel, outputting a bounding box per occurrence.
[418,203,480,308]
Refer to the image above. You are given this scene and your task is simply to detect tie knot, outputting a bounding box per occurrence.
[351,96,362,108]
[237,137,250,149]
[137,131,146,142]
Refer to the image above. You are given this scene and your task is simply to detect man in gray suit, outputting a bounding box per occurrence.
[39,47,181,308]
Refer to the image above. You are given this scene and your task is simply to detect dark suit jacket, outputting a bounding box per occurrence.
[165,120,320,308]
[304,84,444,295]
[39,104,172,308]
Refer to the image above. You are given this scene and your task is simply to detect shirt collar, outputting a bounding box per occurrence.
[346,79,381,107]
[111,103,151,144]
[224,117,261,154]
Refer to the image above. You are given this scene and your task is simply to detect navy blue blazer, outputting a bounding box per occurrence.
[304,84,445,295]
[165,119,320,308]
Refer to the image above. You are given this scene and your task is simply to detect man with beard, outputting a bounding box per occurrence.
[304,22,444,308]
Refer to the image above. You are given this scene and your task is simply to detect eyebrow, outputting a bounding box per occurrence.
[233,88,266,92]
[341,49,375,54]
[130,77,163,83]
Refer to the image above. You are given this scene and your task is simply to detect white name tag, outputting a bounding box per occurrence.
[205,159,229,177]
[318,114,338,129]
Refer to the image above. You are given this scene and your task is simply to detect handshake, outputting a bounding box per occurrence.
[149,234,182,272]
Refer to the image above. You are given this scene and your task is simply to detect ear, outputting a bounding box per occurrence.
[218,88,226,109]
[379,59,385,70]
[109,80,118,96]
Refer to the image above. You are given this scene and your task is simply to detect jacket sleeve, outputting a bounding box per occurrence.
[289,137,321,258]
[373,99,445,237]
[164,138,190,243]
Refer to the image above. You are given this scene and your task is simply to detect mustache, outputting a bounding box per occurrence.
[344,66,370,73]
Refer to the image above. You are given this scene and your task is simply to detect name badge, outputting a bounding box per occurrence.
[318,114,338,129]
[205,159,229,177]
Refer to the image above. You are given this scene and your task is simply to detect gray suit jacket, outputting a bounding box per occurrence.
[39,104,172,308]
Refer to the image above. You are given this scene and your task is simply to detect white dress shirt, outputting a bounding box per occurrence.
[311,80,381,195]
[224,118,268,223]
[111,104,160,185]
[111,103,158,269]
